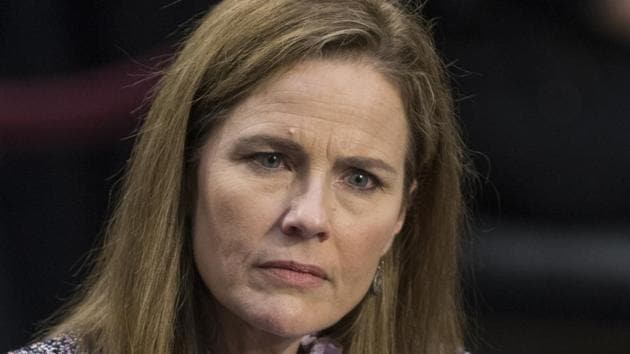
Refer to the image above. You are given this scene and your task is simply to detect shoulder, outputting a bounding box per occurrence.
[8,334,79,354]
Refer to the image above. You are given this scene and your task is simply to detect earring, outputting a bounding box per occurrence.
[370,259,384,296]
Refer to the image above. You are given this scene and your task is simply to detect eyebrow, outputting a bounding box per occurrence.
[232,134,398,175]
[336,156,397,175]
[232,134,304,154]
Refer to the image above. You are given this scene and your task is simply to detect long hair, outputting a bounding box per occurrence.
[47,1,468,353]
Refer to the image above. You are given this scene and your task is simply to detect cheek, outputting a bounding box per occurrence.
[192,191,244,293]
[193,171,249,287]
[332,210,401,300]
[192,168,284,287]
[339,225,392,273]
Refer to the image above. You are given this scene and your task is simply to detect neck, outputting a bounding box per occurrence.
[201,299,304,354]
[214,329,302,354]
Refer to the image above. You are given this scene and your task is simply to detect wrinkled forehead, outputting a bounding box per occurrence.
[235,60,405,131]
[217,59,409,160]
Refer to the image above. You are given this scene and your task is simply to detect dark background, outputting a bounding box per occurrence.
[2,1,629,353]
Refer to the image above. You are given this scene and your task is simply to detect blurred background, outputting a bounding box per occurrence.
[1,0,629,353]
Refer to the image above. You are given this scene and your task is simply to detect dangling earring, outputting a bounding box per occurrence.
[370,259,384,296]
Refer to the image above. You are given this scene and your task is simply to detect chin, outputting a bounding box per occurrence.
[236,294,337,338]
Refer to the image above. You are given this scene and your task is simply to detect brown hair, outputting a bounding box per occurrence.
[47,1,468,353]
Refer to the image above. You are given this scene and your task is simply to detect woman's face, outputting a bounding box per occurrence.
[193,59,409,339]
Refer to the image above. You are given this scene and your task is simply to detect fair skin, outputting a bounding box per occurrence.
[193,58,410,354]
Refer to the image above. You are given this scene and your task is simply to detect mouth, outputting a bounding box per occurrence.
[259,260,327,279]
[257,260,328,288]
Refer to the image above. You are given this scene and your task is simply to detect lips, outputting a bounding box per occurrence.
[258,260,328,280]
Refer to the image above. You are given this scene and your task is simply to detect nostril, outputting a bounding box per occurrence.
[315,231,329,242]
[285,225,303,237]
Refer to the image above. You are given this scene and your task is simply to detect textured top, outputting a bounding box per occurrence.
[8,334,342,354]
[9,334,469,353]
[8,335,79,354]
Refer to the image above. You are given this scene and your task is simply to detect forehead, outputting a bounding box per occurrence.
[246,59,404,123]
[217,59,408,160]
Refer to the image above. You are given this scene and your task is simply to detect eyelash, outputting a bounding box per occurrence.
[343,169,382,192]
[248,152,290,171]
[245,152,383,192]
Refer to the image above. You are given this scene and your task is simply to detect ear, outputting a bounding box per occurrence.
[381,179,418,256]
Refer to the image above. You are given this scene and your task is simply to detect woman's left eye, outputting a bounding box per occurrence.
[344,170,379,190]
[252,152,286,169]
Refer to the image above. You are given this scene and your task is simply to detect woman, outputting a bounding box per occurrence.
[11,0,469,353]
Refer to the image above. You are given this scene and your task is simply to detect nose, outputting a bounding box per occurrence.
[280,178,330,241]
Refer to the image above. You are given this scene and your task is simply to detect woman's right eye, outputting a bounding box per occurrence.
[251,152,286,169]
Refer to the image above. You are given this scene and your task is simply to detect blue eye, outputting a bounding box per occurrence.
[345,170,377,190]
[253,152,284,169]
